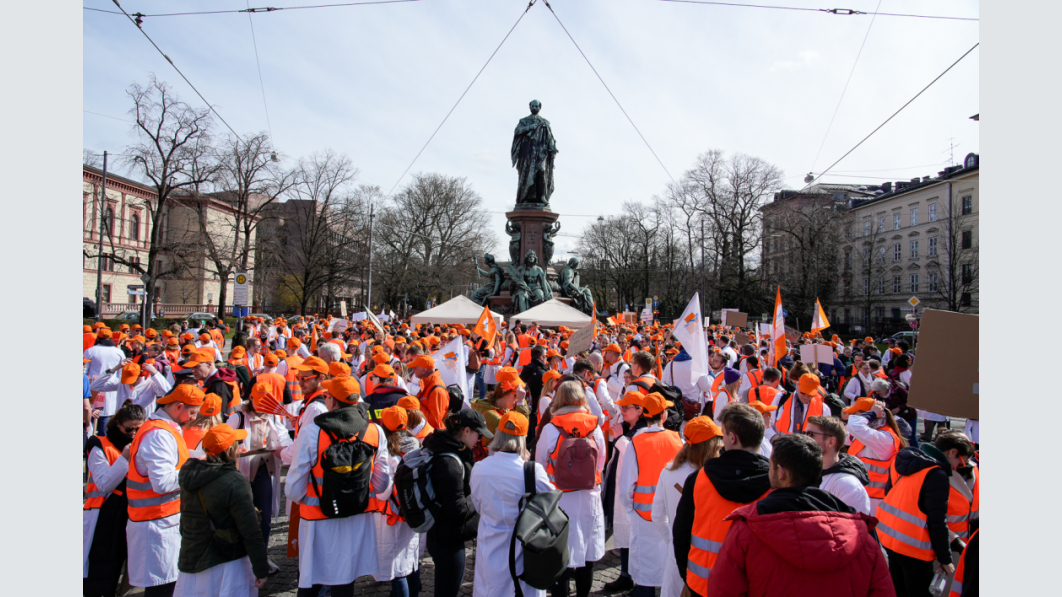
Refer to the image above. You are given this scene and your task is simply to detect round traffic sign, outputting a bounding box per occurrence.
[781,309,789,318]
[236,274,247,284]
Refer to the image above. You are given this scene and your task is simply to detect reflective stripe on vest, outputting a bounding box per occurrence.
[687,469,769,596]
[877,466,937,561]
[850,427,900,499]
[84,436,123,510]
[949,528,975,597]
[299,422,381,521]
[126,419,189,522]
[630,429,683,521]
[546,412,602,489]
[285,357,305,402]
[774,395,824,434]
[946,467,977,540]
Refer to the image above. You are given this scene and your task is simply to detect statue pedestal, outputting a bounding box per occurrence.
[506,208,560,266]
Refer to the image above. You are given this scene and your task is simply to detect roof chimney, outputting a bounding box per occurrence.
[882,181,892,193]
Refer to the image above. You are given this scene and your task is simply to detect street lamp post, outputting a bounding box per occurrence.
[94,151,109,321]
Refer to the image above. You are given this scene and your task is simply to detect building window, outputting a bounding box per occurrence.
[864,220,871,236]
[129,256,141,274]
[863,248,871,267]
[130,214,140,241]
[962,230,972,249]
[876,307,885,318]
[843,308,851,324]
[863,278,870,295]
[892,308,902,319]
[961,292,972,307]
[910,240,919,259]
[894,213,901,230]
[863,309,869,325]
[877,217,885,233]
[929,203,938,221]
[844,251,851,270]
[843,280,851,297]
[928,237,938,257]
[878,246,886,263]
[893,276,901,293]
[928,272,938,292]
[910,208,919,226]
[894,244,901,261]
[103,207,115,236]
[910,274,919,293]
[963,263,974,284]
[877,278,885,294]
[101,284,111,303]
[962,195,972,215]
[845,227,852,240]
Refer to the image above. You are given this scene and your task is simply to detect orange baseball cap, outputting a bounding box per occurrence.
[184,348,216,367]
[498,411,529,437]
[545,349,561,359]
[145,328,158,338]
[263,353,279,367]
[120,363,141,384]
[748,399,779,414]
[397,396,421,410]
[322,376,361,403]
[372,364,397,379]
[166,337,179,347]
[641,392,673,417]
[495,366,524,387]
[287,337,302,349]
[684,416,722,444]
[864,336,874,343]
[409,355,435,369]
[83,324,92,333]
[542,369,563,384]
[797,373,821,395]
[297,356,328,374]
[603,343,622,353]
[202,424,247,456]
[615,390,644,408]
[157,384,206,406]
[119,324,130,331]
[373,352,390,365]
[97,328,113,339]
[381,405,409,431]
[200,393,223,417]
[274,349,288,358]
[329,361,352,377]
[843,397,876,415]
[92,322,106,329]
[230,345,246,358]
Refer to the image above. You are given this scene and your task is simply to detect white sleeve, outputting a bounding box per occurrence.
[469,466,485,513]
[825,474,872,516]
[88,446,129,494]
[136,427,181,495]
[618,440,639,512]
[846,415,896,459]
[535,462,555,492]
[395,377,408,391]
[593,427,606,473]
[370,425,393,495]
[900,370,912,386]
[586,391,603,421]
[284,422,318,501]
[650,471,671,543]
[694,374,714,395]
[90,371,121,393]
[269,417,293,449]
[147,372,172,397]
[276,361,288,377]
[535,424,557,468]
[842,378,858,402]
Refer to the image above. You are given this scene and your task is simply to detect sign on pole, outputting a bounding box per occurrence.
[340,300,347,317]
[908,296,920,308]
[233,272,249,306]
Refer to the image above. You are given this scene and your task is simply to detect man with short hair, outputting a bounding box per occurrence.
[84,328,127,434]
[602,343,631,400]
[672,403,772,597]
[746,367,782,407]
[806,415,872,515]
[774,373,826,435]
[625,350,658,396]
[717,335,738,367]
[187,348,239,416]
[410,354,451,430]
[704,433,892,597]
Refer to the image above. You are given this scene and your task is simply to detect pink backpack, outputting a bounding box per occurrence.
[552,425,600,492]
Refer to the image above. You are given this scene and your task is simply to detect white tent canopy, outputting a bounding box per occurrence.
[409,295,503,327]
[511,299,594,329]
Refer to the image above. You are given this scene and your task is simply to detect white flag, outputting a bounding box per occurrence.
[672,293,709,383]
[433,336,469,407]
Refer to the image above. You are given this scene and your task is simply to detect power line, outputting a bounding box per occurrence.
[85,110,133,123]
[807,43,979,189]
[385,1,537,197]
[543,0,675,182]
[108,0,242,139]
[809,0,882,173]
[84,0,422,18]
[246,0,276,146]
[656,0,978,21]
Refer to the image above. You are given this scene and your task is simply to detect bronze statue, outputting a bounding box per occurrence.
[471,253,505,306]
[558,257,594,315]
[507,250,551,313]
[542,220,561,265]
[511,100,557,208]
[504,220,522,265]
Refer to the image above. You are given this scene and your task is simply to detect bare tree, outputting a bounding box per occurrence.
[925,196,978,312]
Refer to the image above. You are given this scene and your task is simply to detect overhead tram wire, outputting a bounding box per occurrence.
[246,0,277,147]
[803,42,979,191]
[85,0,423,19]
[542,0,675,183]
[108,0,242,140]
[384,0,537,197]
[808,0,882,174]
[655,0,978,22]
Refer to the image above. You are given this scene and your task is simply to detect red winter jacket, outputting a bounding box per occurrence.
[705,498,895,597]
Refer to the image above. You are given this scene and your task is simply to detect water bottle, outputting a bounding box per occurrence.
[928,567,949,597]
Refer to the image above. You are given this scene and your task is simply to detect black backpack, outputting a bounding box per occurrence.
[435,384,466,414]
[508,462,570,596]
[308,425,376,519]
[393,448,462,533]
[632,379,685,432]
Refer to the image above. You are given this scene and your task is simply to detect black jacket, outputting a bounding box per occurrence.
[887,447,952,564]
[756,485,856,515]
[205,368,238,416]
[520,358,549,442]
[673,449,771,580]
[423,429,479,545]
[177,459,269,579]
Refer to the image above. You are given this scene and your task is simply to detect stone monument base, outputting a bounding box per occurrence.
[506,208,560,266]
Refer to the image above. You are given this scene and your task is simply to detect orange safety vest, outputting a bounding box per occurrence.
[949,529,977,597]
[774,395,824,434]
[749,385,781,407]
[299,422,381,521]
[126,419,189,522]
[877,466,939,561]
[745,369,764,389]
[946,467,978,541]
[630,375,657,396]
[285,356,305,402]
[630,429,683,521]
[183,426,208,452]
[84,436,123,510]
[686,468,770,595]
[849,426,901,499]
[546,412,602,490]
[414,422,434,441]
[225,379,241,409]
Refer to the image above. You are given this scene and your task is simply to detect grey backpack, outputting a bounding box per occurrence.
[508,462,570,596]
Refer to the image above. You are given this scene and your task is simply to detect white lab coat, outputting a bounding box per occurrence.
[618,426,672,587]
[534,410,606,568]
[372,450,420,582]
[83,344,126,416]
[284,415,392,587]
[661,358,713,405]
[651,462,697,597]
[90,370,173,411]
[226,409,292,518]
[846,415,899,515]
[173,557,257,597]
[469,451,554,597]
[126,410,183,587]
[605,360,630,401]
[84,444,129,577]
[609,435,633,548]
[843,374,874,404]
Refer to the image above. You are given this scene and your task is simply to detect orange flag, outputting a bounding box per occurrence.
[769,286,786,367]
[310,327,318,354]
[472,305,498,346]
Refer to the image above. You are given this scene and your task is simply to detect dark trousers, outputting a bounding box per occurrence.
[143,582,175,597]
[886,548,935,597]
[296,582,355,597]
[251,465,273,545]
[391,568,422,597]
[426,534,466,597]
[619,547,630,578]
[550,563,594,597]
